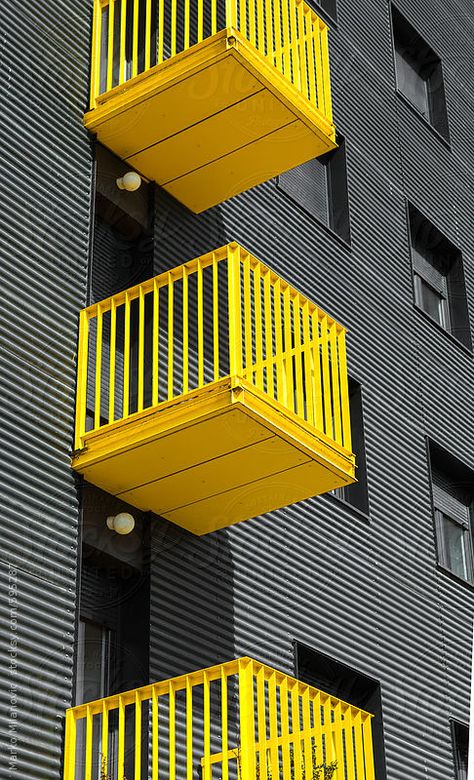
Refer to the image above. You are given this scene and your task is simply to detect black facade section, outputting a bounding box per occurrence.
[0,0,92,776]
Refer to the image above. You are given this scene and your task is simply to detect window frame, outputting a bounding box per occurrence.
[451,719,469,780]
[390,4,450,141]
[427,440,474,587]
[407,203,472,351]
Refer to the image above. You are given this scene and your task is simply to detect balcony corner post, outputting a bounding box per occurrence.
[227,244,243,379]
[225,0,238,30]
[238,658,256,780]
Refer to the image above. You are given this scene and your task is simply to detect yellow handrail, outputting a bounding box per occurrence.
[74,243,351,455]
[89,0,332,120]
[64,657,375,780]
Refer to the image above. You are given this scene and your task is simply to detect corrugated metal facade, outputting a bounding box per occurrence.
[149,3,474,780]
[1,0,474,777]
[0,0,92,776]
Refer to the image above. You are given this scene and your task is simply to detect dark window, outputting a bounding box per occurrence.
[312,0,337,23]
[391,6,449,140]
[452,720,468,780]
[295,643,387,780]
[333,380,370,515]
[408,205,471,349]
[429,442,474,584]
[277,137,350,244]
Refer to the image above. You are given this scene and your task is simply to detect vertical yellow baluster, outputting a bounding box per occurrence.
[226,0,237,28]
[254,263,263,389]
[238,0,247,37]
[123,291,130,418]
[256,666,267,780]
[292,296,304,419]
[90,0,103,106]
[183,267,189,394]
[152,278,159,406]
[296,0,308,99]
[186,677,193,780]
[257,0,264,54]
[311,310,324,432]
[301,686,312,780]
[168,273,174,400]
[197,260,204,387]
[337,329,352,451]
[283,286,294,413]
[108,299,116,424]
[171,0,177,56]
[138,285,145,412]
[248,0,256,46]
[145,0,152,69]
[198,0,203,42]
[211,0,217,35]
[238,659,256,780]
[152,687,159,780]
[63,710,76,780]
[290,683,302,780]
[330,320,342,444]
[75,309,89,451]
[265,0,273,57]
[101,701,109,780]
[320,22,333,121]
[302,300,314,426]
[273,0,282,72]
[94,304,103,430]
[305,10,317,105]
[221,668,229,780]
[280,0,291,82]
[273,278,285,406]
[280,678,291,780]
[313,17,324,114]
[132,0,139,76]
[212,255,220,381]
[331,699,344,772]
[85,706,93,780]
[203,672,211,780]
[320,314,333,439]
[268,672,278,780]
[157,0,164,63]
[135,691,142,780]
[243,253,252,381]
[289,0,300,90]
[310,691,323,768]
[184,0,190,49]
[353,710,366,780]
[362,715,376,780]
[118,696,125,778]
[227,245,243,378]
[120,0,128,83]
[344,705,356,779]
[169,682,176,780]
[106,0,115,92]
[263,270,274,398]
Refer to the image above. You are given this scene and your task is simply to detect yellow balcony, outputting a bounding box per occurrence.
[64,657,375,780]
[84,0,336,212]
[72,243,355,534]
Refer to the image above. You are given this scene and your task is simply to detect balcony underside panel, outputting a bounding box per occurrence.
[73,380,355,535]
[85,30,336,212]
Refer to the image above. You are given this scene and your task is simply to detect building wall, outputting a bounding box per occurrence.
[0,1,92,776]
[149,1,474,779]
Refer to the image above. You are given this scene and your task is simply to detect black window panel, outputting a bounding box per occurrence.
[313,0,337,22]
[452,720,468,780]
[296,643,387,780]
[334,379,370,515]
[278,137,350,243]
[429,442,474,584]
[391,6,449,140]
[408,204,471,349]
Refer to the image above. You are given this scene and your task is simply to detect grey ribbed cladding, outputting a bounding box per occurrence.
[0,0,92,776]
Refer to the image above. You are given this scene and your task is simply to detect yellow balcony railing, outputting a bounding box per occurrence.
[90,0,332,117]
[72,243,354,533]
[64,657,376,780]
[75,243,350,452]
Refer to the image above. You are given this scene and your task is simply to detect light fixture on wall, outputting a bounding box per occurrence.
[106,512,135,535]
[116,171,142,192]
